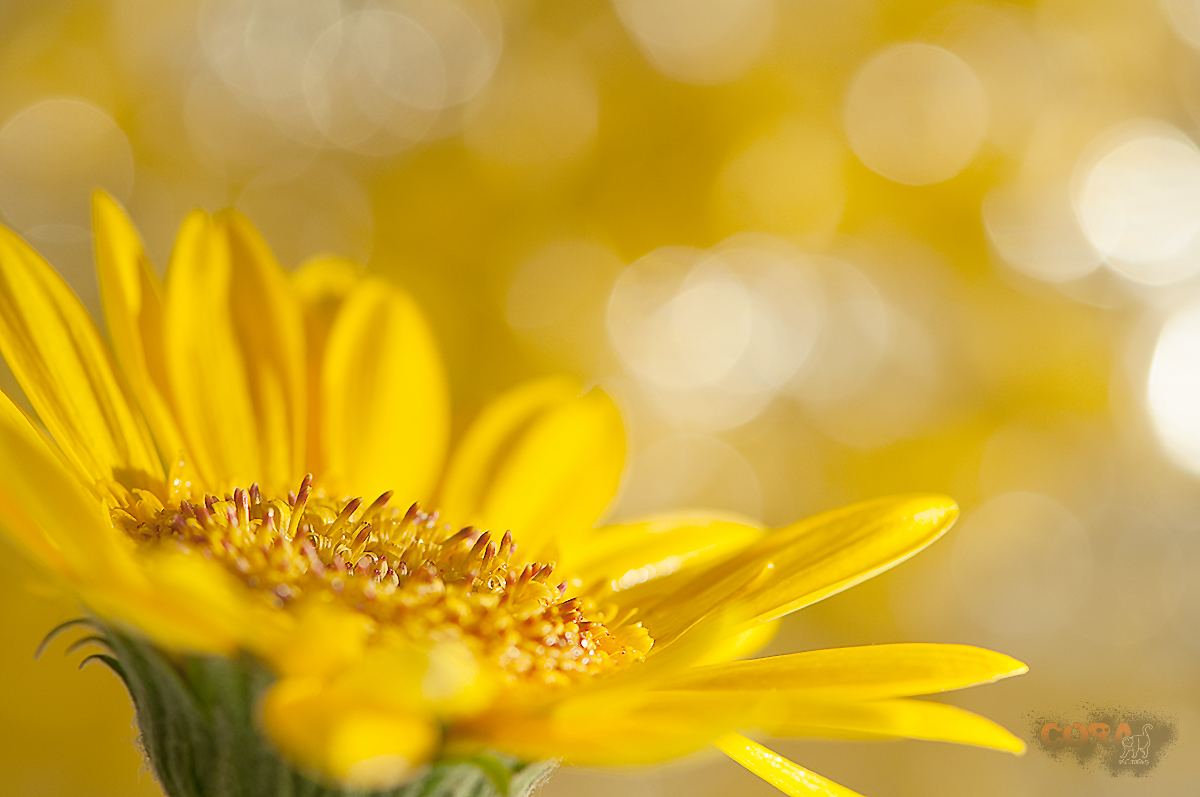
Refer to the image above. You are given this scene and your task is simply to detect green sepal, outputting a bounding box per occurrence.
[82,626,555,797]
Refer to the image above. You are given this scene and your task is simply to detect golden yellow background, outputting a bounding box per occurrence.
[0,0,1196,794]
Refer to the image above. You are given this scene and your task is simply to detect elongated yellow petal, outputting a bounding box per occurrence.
[88,549,291,656]
[93,191,184,467]
[561,512,761,595]
[715,734,864,797]
[761,696,1025,753]
[599,608,764,690]
[217,210,306,492]
[689,618,781,667]
[451,691,748,766]
[577,688,1024,755]
[503,687,1019,770]
[0,223,162,487]
[643,495,958,649]
[163,210,261,489]
[320,277,448,501]
[439,377,624,559]
[475,388,624,556]
[667,644,1028,699]
[439,376,581,519]
[0,389,100,577]
[293,257,363,475]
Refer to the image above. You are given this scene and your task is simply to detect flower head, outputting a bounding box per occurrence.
[0,194,1026,797]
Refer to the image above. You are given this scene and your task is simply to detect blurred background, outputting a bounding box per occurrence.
[0,0,1197,794]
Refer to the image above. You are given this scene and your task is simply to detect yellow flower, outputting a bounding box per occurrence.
[0,193,1026,797]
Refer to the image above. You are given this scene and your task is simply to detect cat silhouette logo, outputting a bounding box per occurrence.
[1119,724,1152,764]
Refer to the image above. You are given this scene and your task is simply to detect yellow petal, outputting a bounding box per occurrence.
[92,191,184,469]
[667,643,1028,699]
[451,690,747,766]
[293,257,363,475]
[328,712,439,791]
[259,638,484,789]
[439,377,624,559]
[0,222,162,487]
[574,548,781,669]
[162,210,261,489]
[260,674,440,791]
[689,618,781,667]
[715,734,864,797]
[601,609,763,690]
[0,388,113,577]
[217,210,307,492]
[642,495,958,650]
[439,376,581,519]
[90,549,291,656]
[264,602,372,678]
[561,511,762,595]
[306,638,495,719]
[760,696,1026,754]
[293,256,363,314]
[319,276,448,501]
[472,387,624,555]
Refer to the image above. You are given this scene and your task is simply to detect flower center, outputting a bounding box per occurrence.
[108,475,652,684]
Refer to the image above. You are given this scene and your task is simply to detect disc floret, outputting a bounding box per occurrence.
[107,475,652,684]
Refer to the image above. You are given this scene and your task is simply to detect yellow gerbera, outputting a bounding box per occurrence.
[0,193,1026,797]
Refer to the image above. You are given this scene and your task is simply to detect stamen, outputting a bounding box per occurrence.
[330,498,362,536]
[110,477,652,684]
[367,491,392,514]
[287,476,311,538]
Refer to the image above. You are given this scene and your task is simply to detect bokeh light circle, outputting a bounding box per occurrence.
[934,3,1044,154]
[304,10,446,154]
[1147,301,1200,475]
[613,0,775,85]
[788,258,888,404]
[607,238,827,430]
[1164,0,1200,50]
[1074,125,1200,285]
[196,0,341,144]
[720,245,825,392]
[196,0,501,153]
[608,247,754,391]
[983,178,1103,283]
[396,0,502,106]
[0,99,135,236]
[843,43,988,185]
